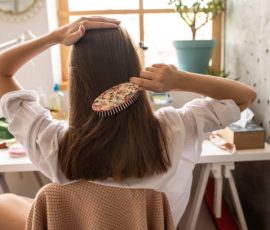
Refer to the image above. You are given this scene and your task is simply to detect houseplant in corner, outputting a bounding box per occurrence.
[169,0,225,73]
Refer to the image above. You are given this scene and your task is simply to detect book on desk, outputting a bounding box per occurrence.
[217,122,265,150]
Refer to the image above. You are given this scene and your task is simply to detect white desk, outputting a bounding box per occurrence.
[0,149,37,173]
[1,141,270,229]
[0,149,39,192]
[185,141,270,230]
[200,141,270,163]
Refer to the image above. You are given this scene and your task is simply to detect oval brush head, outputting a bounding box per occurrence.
[92,82,140,118]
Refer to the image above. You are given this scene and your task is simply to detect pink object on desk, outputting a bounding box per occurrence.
[8,143,27,158]
[209,132,236,153]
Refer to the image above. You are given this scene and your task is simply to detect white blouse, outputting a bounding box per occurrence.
[0,90,240,225]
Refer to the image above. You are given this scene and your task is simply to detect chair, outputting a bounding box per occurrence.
[26,180,175,230]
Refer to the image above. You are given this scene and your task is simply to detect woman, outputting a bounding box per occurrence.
[0,16,256,229]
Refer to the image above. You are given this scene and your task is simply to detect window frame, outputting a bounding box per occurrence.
[58,0,224,89]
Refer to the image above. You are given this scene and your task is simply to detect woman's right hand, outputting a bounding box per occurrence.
[130,64,183,92]
[52,16,120,46]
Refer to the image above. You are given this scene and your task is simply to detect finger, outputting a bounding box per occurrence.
[145,67,157,72]
[85,16,119,21]
[140,70,154,80]
[90,17,121,24]
[152,63,166,68]
[79,24,86,34]
[130,77,154,91]
[79,16,120,25]
[82,21,119,29]
[70,24,86,43]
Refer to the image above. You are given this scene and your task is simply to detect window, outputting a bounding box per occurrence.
[58,0,223,88]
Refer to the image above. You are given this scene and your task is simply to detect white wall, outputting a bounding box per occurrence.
[0,0,61,105]
[0,0,59,197]
[225,1,270,228]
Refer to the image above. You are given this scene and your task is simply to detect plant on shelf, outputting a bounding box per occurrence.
[168,0,226,74]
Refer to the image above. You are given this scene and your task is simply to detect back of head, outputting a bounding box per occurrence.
[59,27,170,181]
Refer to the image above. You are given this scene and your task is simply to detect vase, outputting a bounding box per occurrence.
[173,40,216,74]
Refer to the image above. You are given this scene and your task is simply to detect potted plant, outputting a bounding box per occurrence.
[169,0,225,73]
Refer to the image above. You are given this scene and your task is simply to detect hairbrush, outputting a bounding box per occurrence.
[92,82,140,117]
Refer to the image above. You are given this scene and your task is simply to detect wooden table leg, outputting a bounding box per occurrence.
[185,163,211,230]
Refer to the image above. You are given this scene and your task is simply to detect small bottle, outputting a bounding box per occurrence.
[49,84,66,120]
[35,87,47,107]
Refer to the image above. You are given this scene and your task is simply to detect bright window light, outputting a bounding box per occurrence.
[68,0,139,11]
[143,0,174,9]
[66,0,212,68]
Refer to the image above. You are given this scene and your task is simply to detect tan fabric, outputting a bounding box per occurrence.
[26,181,175,230]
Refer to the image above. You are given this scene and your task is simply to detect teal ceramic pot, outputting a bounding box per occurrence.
[173,40,216,74]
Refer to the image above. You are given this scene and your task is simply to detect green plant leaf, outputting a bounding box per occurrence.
[169,0,226,39]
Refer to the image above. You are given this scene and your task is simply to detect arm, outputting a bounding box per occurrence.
[0,17,120,98]
[130,64,257,112]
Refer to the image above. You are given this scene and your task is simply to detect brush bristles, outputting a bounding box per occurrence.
[97,93,139,118]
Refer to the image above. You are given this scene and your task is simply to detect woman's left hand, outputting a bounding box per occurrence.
[52,16,120,46]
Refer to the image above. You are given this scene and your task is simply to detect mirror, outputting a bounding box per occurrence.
[0,0,36,14]
[0,0,43,22]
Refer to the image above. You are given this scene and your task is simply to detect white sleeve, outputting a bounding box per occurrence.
[177,97,241,163]
[0,90,68,183]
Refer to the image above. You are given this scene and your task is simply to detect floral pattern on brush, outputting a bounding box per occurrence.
[92,82,139,113]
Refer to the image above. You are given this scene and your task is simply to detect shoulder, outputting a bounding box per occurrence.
[155,106,182,125]
[155,106,186,135]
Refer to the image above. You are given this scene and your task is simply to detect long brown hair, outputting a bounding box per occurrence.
[58,27,171,181]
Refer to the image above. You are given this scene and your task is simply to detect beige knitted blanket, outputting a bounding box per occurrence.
[26,180,175,230]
